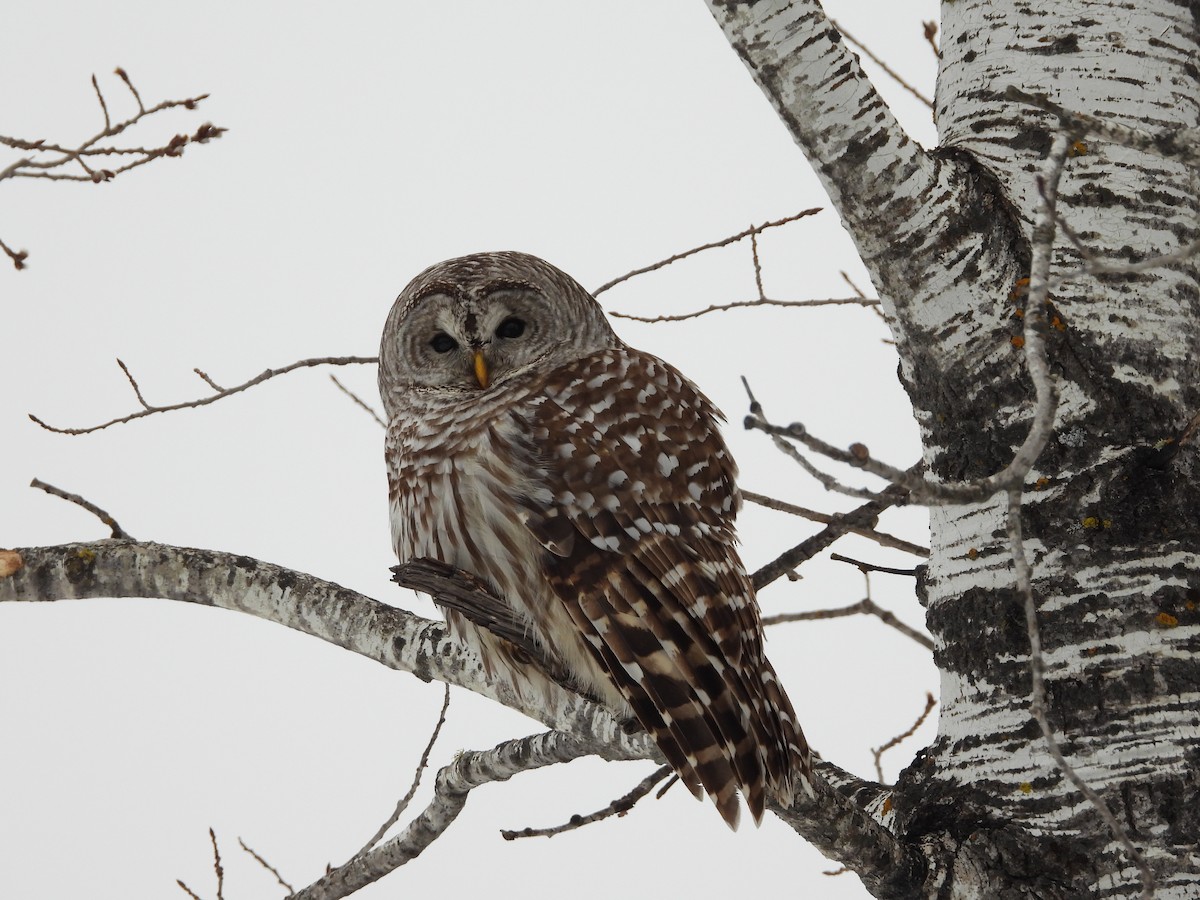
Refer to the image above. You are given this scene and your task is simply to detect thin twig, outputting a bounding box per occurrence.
[238,838,294,894]
[830,553,918,577]
[0,237,29,270]
[90,74,111,132]
[176,881,203,900]
[501,764,673,840]
[29,356,378,435]
[831,19,934,109]
[751,489,911,590]
[193,368,225,392]
[116,358,153,409]
[1007,86,1200,169]
[0,71,223,269]
[743,491,928,558]
[922,21,939,57]
[291,731,608,899]
[114,67,145,113]
[871,692,936,783]
[611,296,878,324]
[750,230,766,300]
[1055,207,1200,277]
[351,684,451,858]
[763,597,934,651]
[1012,130,1155,899]
[30,478,133,539]
[592,209,821,296]
[208,828,224,900]
[330,375,387,428]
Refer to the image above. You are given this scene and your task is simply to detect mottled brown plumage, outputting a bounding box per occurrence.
[379,251,811,827]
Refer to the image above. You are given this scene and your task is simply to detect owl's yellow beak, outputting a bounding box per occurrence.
[473,350,489,389]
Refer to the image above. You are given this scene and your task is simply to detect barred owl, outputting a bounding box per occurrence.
[379,251,811,827]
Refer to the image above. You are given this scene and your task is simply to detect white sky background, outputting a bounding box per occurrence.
[1,3,942,898]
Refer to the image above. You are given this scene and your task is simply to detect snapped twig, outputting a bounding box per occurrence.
[501,764,673,840]
[830,553,918,577]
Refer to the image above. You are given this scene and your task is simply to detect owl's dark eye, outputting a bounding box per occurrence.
[496,317,526,339]
[429,333,458,353]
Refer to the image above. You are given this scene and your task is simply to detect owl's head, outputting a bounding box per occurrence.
[378,251,619,411]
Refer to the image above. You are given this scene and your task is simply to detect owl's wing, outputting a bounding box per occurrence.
[519,348,807,827]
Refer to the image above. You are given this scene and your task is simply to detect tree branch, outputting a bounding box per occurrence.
[705,2,935,273]
[29,356,378,435]
[292,730,604,900]
[742,490,929,558]
[0,69,225,269]
[591,209,820,296]
[1,540,911,891]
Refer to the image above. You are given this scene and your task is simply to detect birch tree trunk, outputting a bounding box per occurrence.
[709,0,1199,896]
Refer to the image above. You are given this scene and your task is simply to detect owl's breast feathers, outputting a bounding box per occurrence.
[388,346,812,827]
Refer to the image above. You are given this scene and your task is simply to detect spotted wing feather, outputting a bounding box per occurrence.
[522,348,811,826]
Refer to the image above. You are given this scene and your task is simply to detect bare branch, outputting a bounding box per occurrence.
[751,488,911,590]
[2,540,905,896]
[743,490,929,558]
[610,296,878,324]
[208,828,225,900]
[1054,205,1200,277]
[238,838,294,895]
[0,541,650,752]
[0,70,224,268]
[750,229,766,300]
[329,375,387,428]
[592,209,821,296]
[30,478,133,539]
[830,19,934,109]
[351,684,451,859]
[193,368,224,392]
[763,597,934,651]
[922,20,939,57]
[116,358,153,410]
[1010,131,1156,899]
[90,74,111,132]
[871,692,936,783]
[114,67,145,113]
[501,764,673,841]
[0,237,28,270]
[29,356,378,435]
[830,552,918,577]
[176,880,204,900]
[292,731,607,900]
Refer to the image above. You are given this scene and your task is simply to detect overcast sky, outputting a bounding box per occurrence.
[2,3,940,898]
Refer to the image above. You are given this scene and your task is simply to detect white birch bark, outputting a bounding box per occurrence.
[709,0,1199,895]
